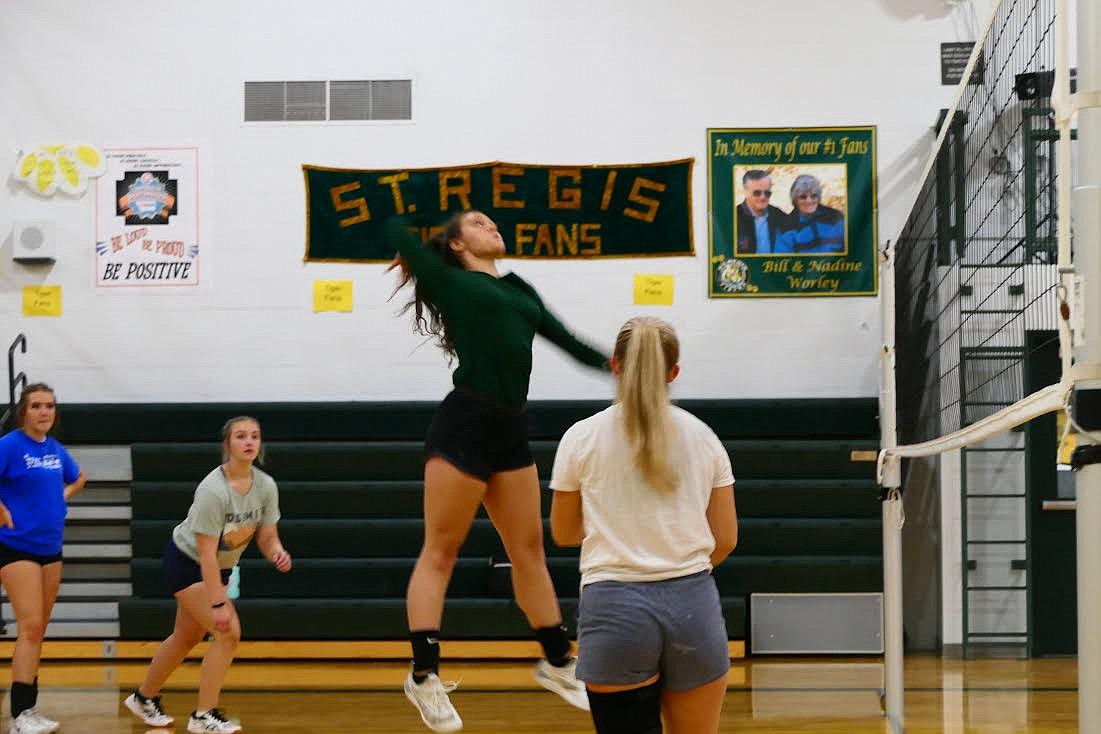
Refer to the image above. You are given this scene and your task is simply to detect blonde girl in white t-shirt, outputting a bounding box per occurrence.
[550,317,738,734]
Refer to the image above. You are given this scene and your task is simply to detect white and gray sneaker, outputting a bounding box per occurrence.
[534,658,590,711]
[9,709,58,734]
[123,691,174,727]
[187,709,241,734]
[22,710,58,734]
[404,672,462,732]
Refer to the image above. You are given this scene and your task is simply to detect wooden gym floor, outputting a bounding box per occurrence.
[0,654,1078,733]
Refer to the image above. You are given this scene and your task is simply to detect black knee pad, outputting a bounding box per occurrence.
[587,680,662,734]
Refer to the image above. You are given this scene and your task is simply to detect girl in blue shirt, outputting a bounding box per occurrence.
[0,383,85,734]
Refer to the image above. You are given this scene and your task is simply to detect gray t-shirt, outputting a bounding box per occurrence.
[172,466,281,569]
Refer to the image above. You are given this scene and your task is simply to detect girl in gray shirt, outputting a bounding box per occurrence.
[123,416,291,734]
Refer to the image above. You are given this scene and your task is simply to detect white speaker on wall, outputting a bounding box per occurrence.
[12,219,56,264]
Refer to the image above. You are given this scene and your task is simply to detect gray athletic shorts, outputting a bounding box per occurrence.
[575,570,730,692]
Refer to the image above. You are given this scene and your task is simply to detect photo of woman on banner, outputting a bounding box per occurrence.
[734,170,790,255]
[773,174,846,254]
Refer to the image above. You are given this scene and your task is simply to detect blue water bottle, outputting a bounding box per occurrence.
[228,566,241,600]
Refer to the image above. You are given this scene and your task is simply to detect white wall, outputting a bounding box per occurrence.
[0,0,976,402]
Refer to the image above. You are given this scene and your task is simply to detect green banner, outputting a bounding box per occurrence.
[707,127,877,297]
[304,160,694,261]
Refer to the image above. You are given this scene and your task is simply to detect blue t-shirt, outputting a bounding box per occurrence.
[0,430,80,556]
[754,213,772,254]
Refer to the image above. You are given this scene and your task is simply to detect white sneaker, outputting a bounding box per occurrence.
[124,692,174,727]
[404,672,462,732]
[187,709,241,733]
[534,658,590,711]
[9,710,56,734]
[23,710,58,734]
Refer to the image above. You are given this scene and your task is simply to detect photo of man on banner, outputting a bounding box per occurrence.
[735,170,788,255]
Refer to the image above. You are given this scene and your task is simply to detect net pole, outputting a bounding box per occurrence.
[877,5,1004,722]
[1054,0,1076,377]
[882,498,904,731]
[1073,0,1101,731]
[878,241,904,728]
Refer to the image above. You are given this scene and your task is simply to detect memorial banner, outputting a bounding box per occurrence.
[707,127,877,297]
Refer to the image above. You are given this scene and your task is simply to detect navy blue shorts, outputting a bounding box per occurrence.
[162,539,231,595]
[0,540,62,568]
[424,387,533,482]
[576,571,730,692]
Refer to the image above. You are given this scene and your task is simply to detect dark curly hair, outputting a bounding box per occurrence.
[393,211,470,359]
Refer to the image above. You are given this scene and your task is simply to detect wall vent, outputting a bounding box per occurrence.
[245,80,411,122]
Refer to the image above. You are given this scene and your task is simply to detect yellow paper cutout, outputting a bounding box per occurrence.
[58,155,80,188]
[19,153,37,178]
[35,158,56,195]
[75,145,102,168]
[23,286,62,317]
[14,143,107,197]
[633,274,674,306]
[313,280,353,312]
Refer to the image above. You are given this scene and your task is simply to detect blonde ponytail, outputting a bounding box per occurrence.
[614,317,680,492]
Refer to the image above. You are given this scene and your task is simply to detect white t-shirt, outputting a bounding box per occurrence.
[172,466,281,570]
[550,403,734,588]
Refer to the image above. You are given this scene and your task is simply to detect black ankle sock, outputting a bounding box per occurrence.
[410,629,441,678]
[412,672,429,684]
[535,625,572,667]
[11,681,35,718]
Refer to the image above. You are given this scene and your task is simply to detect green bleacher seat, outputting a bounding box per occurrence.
[130,439,877,483]
[117,399,880,643]
[62,399,877,443]
[131,556,881,601]
[118,596,748,640]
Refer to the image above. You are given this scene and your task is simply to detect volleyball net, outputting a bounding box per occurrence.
[875,0,1092,727]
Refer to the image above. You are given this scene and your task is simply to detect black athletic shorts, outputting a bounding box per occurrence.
[0,540,62,568]
[163,538,231,595]
[424,386,534,482]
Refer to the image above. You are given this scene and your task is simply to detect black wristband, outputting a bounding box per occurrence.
[211,601,227,609]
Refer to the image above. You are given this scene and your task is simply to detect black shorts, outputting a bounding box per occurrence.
[424,387,534,482]
[163,539,231,595]
[0,540,62,568]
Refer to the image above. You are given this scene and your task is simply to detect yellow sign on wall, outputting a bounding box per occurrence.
[633,274,674,305]
[23,286,62,316]
[313,280,353,312]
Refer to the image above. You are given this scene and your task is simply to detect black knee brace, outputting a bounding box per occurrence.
[587,680,662,734]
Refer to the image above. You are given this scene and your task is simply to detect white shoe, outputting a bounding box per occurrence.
[9,710,56,734]
[123,692,174,727]
[534,658,590,711]
[187,709,241,733]
[404,672,462,732]
[24,710,58,734]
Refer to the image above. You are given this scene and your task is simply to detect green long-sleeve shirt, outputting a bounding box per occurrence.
[386,219,608,406]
